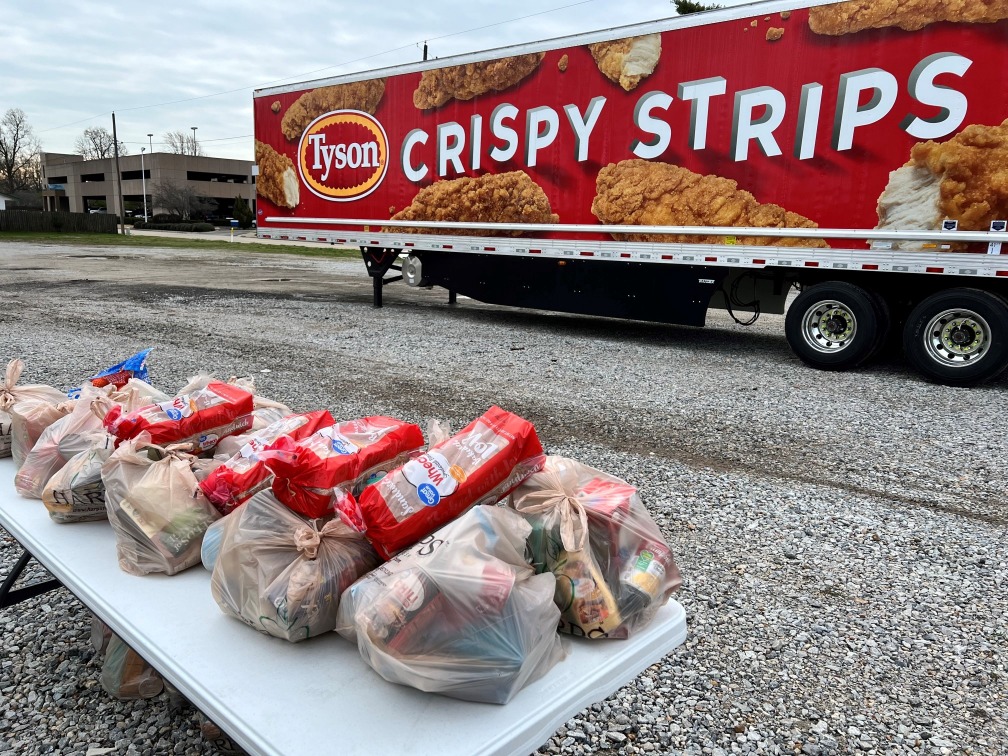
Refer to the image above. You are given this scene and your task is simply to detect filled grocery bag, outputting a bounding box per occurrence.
[210,489,380,642]
[16,380,169,499]
[42,442,114,523]
[265,416,425,520]
[102,378,254,451]
[1,359,69,460]
[99,632,164,700]
[507,456,682,639]
[336,505,564,704]
[101,434,221,575]
[356,406,544,559]
[199,409,335,515]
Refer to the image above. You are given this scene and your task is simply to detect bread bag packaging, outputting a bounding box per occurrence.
[101,434,221,576]
[1,359,69,460]
[336,505,564,704]
[102,379,255,452]
[199,409,335,515]
[264,416,425,520]
[508,456,682,639]
[210,489,380,641]
[356,406,544,559]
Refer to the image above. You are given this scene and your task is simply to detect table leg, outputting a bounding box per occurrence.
[0,548,63,608]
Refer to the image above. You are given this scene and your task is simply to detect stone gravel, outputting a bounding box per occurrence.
[0,241,1005,755]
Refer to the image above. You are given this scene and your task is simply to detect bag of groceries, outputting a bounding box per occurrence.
[16,380,168,499]
[264,416,424,520]
[101,434,220,575]
[99,632,164,700]
[356,406,544,559]
[42,441,115,523]
[210,489,380,642]
[199,409,335,515]
[102,378,254,452]
[507,456,682,639]
[1,359,70,460]
[336,505,564,704]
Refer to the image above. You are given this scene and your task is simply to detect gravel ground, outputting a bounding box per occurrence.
[1,241,1005,756]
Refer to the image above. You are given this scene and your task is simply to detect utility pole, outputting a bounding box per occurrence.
[140,148,148,221]
[111,112,125,234]
[191,126,198,156]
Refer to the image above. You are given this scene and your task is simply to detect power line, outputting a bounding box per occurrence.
[38,0,600,134]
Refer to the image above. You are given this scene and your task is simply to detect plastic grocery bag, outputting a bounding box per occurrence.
[1,359,69,459]
[67,348,154,398]
[100,633,164,700]
[265,416,424,520]
[508,456,682,639]
[17,381,171,499]
[199,409,335,515]
[42,441,115,523]
[336,505,564,704]
[210,489,380,642]
[102,379,254,451]
[356,406,544,560]
[101,434,221,575]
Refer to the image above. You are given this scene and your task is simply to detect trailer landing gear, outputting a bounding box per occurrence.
[361,247,402,308]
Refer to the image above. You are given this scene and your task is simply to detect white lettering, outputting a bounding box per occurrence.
[402,128,429,183]
[678,77,727,150]
[489,104,519,162]
[833,68,898,151]
[901,52,972,140]
[631,91,673,160]
[732,86,786,161]
[526,107,559,167]
[564,96,605,162]
[437,121,466,176]
[794,83,823,160]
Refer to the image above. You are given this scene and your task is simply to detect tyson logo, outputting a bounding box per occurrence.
[298,110,389,201]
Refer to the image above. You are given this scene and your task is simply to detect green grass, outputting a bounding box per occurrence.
[0,230,360,259]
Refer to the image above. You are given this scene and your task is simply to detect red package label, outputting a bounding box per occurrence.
[266,416,424,519]
[103,381,255,450]
[199,409,335,515]
[358,406,544,560]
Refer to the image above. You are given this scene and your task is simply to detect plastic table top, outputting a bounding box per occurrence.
[0,458,687,756]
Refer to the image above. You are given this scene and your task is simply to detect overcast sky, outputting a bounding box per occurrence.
[2,0,758,161]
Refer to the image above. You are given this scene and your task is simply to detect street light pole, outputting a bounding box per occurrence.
[191,126,198,156]
[140,148,148,221]
[147,133,153,155]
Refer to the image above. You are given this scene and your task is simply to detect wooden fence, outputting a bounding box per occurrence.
[0,209,119,234]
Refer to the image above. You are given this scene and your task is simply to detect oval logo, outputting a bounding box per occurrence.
[298,110,388,202]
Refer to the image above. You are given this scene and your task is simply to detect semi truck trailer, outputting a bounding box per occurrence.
[253,0,1008,386]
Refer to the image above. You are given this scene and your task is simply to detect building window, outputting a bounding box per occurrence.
[81,173,106,182]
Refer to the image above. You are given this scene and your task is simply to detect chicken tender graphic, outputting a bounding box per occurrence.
[254,140,299,210]
[591,160,829,248]
[412,53,544,110]
[808,0,1008,34]
[388,172,558,236]
[876,119,1008,248]
[587,34,661,91]
[280,79,386,140]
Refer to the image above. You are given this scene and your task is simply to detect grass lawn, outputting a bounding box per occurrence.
[0,231,360,259]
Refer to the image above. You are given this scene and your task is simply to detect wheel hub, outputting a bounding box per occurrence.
[802,302,856,353]
[926,310,989,365]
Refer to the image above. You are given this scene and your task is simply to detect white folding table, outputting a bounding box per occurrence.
[0,459,687,756]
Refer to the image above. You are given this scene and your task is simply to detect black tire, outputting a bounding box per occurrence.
[785,282,879,370]
[866,290,892,362]
[902,288,1008,387]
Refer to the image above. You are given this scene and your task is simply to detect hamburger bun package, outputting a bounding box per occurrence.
[507,456,682,639]
[356,406,544,560]
[264,416,424,520]
[335,505,564,704]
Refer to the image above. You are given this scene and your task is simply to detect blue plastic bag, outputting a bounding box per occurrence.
[68,349,152,399]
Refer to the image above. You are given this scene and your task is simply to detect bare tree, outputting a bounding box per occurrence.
[162,129,205,157]
[74,126,128,160]
[151,178,216,220]
[0,108,42,195]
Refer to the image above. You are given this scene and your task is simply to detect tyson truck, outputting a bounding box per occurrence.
[252,0,1008,386]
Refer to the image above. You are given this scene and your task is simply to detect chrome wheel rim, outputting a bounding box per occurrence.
[923,308,991,368]
[801,300,857,354]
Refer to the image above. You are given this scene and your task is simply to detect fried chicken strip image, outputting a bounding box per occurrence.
[876,119,1008,248]
[254,140,299,210]
[387,171,559,236]
[588,34,661,91]
[591,160,829,248]
[809,0,1008,34]
[280,79,386,140]
[413,53,544,110]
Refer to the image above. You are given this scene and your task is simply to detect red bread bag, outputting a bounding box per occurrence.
[103,381,254,451]
[199,409,335,515]
[357,406,544,560]
[265,416,424,520]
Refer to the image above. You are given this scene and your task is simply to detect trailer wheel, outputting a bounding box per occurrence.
[902,289,1008,386]
[785,282,879,370]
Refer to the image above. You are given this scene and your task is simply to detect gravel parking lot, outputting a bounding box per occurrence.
[1,240,1005,756]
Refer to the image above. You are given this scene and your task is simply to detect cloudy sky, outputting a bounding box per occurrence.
[2,0,759,161]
